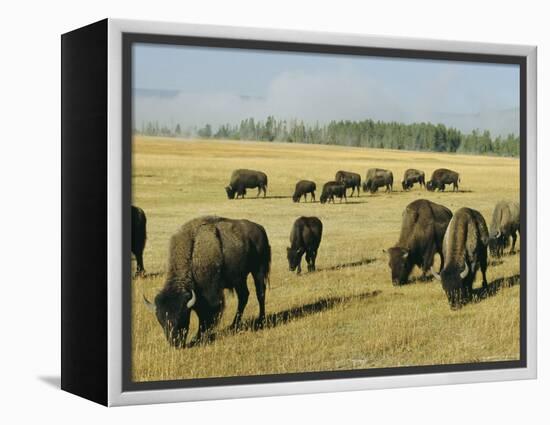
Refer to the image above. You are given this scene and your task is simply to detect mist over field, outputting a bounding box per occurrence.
[133,45,520,138]
[135,85,519,138]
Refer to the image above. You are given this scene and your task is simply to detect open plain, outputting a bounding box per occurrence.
[131,136,520,382]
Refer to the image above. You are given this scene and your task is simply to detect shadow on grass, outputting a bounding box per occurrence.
[317,257,377,272]
[133,271,164,280]
[401,274,436,285]
[320,200,364,205]
[470,274,520,304]
[427,189,474,193]
[235,195,293,200]
[489,250,520,261]
[234,290,382,334]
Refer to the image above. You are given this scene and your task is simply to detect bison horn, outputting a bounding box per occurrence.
[186,289,196,309]
[431,267,440,280]
[402,252,408,259]
[460,262,469,279]
[143,295,156,313]
[496,230,501,239]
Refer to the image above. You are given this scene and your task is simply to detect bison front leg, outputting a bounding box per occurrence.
[135,252,145,277]
[421,246,437,281]
[262,185,267,198]
[193,304,223,345]
[230,282,249,331]
[311,191,316,202]
[510,232,518,254]
[256,187,262,197]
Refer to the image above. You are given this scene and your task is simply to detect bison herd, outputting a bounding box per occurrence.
[132,166,520,347]
[223,167,461,202]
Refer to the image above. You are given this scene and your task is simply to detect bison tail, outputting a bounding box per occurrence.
[264,242,271,288]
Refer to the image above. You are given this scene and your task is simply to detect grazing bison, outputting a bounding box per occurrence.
[367,175,393,193]
[132,205,147,276]
[432,207,489,309]
[488,201,520,257]
[320,181,347,204]
[144,216,271,347]
[386,199,452,285]
[292,180,317,202]
[287,217,323,273]
[363,168,393,193]
[402,169,426,190]
[225,169,268,199]
[426,168,460,192]
[335,170,361,197]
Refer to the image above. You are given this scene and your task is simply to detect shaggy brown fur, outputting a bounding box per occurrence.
[387,199,452,285]
[148,216,271,347]
[435,207,489,309]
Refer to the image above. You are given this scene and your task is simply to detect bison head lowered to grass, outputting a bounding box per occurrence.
[386,199,452,285]
[488,201,520,257]
[144,216,271,347]
[225,169,268,199]
[432,207,489,309]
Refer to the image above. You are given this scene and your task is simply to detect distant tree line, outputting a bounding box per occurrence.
[135,116,519,157]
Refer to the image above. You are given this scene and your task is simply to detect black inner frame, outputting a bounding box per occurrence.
[122,32,527,392]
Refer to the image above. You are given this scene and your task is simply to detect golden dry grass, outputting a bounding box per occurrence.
[131,136,520,382]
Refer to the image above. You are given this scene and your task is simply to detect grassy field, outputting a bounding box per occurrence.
[131,136,520,382]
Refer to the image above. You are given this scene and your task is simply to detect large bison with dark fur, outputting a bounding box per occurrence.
[225,169,268,199]
[488,201,520,257]
[433,207,489,309]
[292,180,316,202]
[386,199,452,285]
[320,181,347,204]
[402,169,426,190]
[132,205,147,276]
[335,170,361,197]
[426,168,460,192]
[363,168,393,193]
[287,216,323,273]
[144,216,271,347]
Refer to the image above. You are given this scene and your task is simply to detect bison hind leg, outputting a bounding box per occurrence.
[230,281,249,331]
[252,271,267,329]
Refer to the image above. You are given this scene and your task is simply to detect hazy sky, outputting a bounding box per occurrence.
[133,43,520,136]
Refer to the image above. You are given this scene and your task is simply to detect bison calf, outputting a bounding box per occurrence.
[132,205,147,276]
[292,180,316,202]
[320,181,347,204]
[144,216,271,347]
[488,201,520,257]
[335,170,361,197]
[426,168,460,192]
[287,216,323,273]
[225,169,268,199]
[433,207,489,309]
[387,199,452,285]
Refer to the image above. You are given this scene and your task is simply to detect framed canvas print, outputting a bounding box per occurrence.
[61,19,537,406]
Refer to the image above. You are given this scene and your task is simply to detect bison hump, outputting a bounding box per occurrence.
[192,224,224,290]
